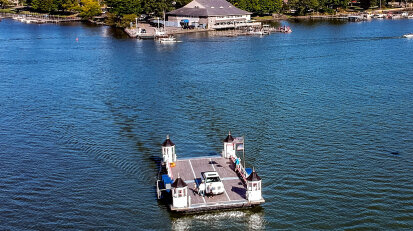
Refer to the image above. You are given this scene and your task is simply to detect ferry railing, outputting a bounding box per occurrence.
[166,161,173,179]
[230,156,248,184]
[156,180,161,199]
[188,194,191,208]
[0,12,81,23]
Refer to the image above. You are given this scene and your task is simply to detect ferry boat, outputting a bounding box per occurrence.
[159,36,178,43]
[156,132,265,213]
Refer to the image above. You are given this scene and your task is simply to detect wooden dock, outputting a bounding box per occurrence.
[1,12,81,24]
[168,156,264,213]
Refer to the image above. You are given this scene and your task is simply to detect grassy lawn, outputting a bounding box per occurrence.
[0,9,14,13]
[252,15,274,21]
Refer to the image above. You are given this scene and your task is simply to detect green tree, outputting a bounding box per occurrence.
[229,0,283,15]
[247,0,260,13]
[318,0,349,12]
[31,0,57,12]
[258,0,283,14]
[360,0,378,9]
[119,13,137,27]
[173,0,191,8]
[234,0,249,11]
[142,0,174,17]
[104,0,140,16]
[0,0,10,9]
[288,0,319,15]
[62,0,80,11]
[30,0,80,13]
[142,0,192,17]
[79,0,101,19]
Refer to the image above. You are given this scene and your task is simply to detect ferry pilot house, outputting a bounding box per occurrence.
[166,0,252,29]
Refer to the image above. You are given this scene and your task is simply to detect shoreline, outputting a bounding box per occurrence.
[2,9,412,39]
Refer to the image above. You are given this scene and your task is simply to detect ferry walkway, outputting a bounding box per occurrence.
[170,156,247,206]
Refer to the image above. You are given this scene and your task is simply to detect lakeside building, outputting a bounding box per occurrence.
[166,0,255,29]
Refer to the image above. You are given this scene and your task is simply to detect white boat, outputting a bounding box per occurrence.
[374,14,386,19]
[362,14,373,20]
[403,33,413,38]
[249,31,264,35]
[13,16,25,22]
[159,36,178,43]
[247,27,264,35]
[155,29,166,38]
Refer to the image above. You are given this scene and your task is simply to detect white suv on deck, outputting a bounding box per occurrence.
[201,171,225,195]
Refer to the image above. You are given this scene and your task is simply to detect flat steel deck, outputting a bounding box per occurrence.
[169,156,263,212]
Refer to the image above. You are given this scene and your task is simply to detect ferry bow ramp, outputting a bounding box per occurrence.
[156,132,265,213]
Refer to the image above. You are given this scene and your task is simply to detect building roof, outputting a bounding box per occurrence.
[162,135,175,147]
[171,177,188,188]
[246,170,261,181]
[223,131,234,142]
[167,0,251,17]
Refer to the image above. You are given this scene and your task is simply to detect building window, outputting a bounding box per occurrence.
[178,189,184,197]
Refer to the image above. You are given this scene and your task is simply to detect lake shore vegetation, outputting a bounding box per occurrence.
[2,0,412,26]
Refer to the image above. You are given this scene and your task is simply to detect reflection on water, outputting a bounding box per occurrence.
[288,18,348,26]
[171,209,265,230]
[104,26,131,39]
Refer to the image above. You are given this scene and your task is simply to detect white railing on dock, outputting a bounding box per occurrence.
[212,22,261,29]
[1,12,81,23]
[230,155,248,184]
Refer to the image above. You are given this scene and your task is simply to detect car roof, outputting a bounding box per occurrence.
[202,171,219,177]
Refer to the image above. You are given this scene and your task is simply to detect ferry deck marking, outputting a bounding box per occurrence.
[184,176,239,184]
[189,159,206,204]
[210,158,231,202]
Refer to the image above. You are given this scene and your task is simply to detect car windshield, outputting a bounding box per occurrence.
[206,177,220,183]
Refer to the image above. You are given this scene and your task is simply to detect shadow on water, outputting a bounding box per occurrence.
[105,27,131,39]
[288,18,348,26]
[259,20,283,27]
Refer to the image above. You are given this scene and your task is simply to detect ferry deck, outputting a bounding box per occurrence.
[169,156,263,212]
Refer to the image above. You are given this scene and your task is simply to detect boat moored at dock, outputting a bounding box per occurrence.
[156,132,265,213]
[158,36,179,43]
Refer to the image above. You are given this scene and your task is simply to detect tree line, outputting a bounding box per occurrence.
[228,0,406,15]
[9,0,413,21]
[23,0,101,19]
